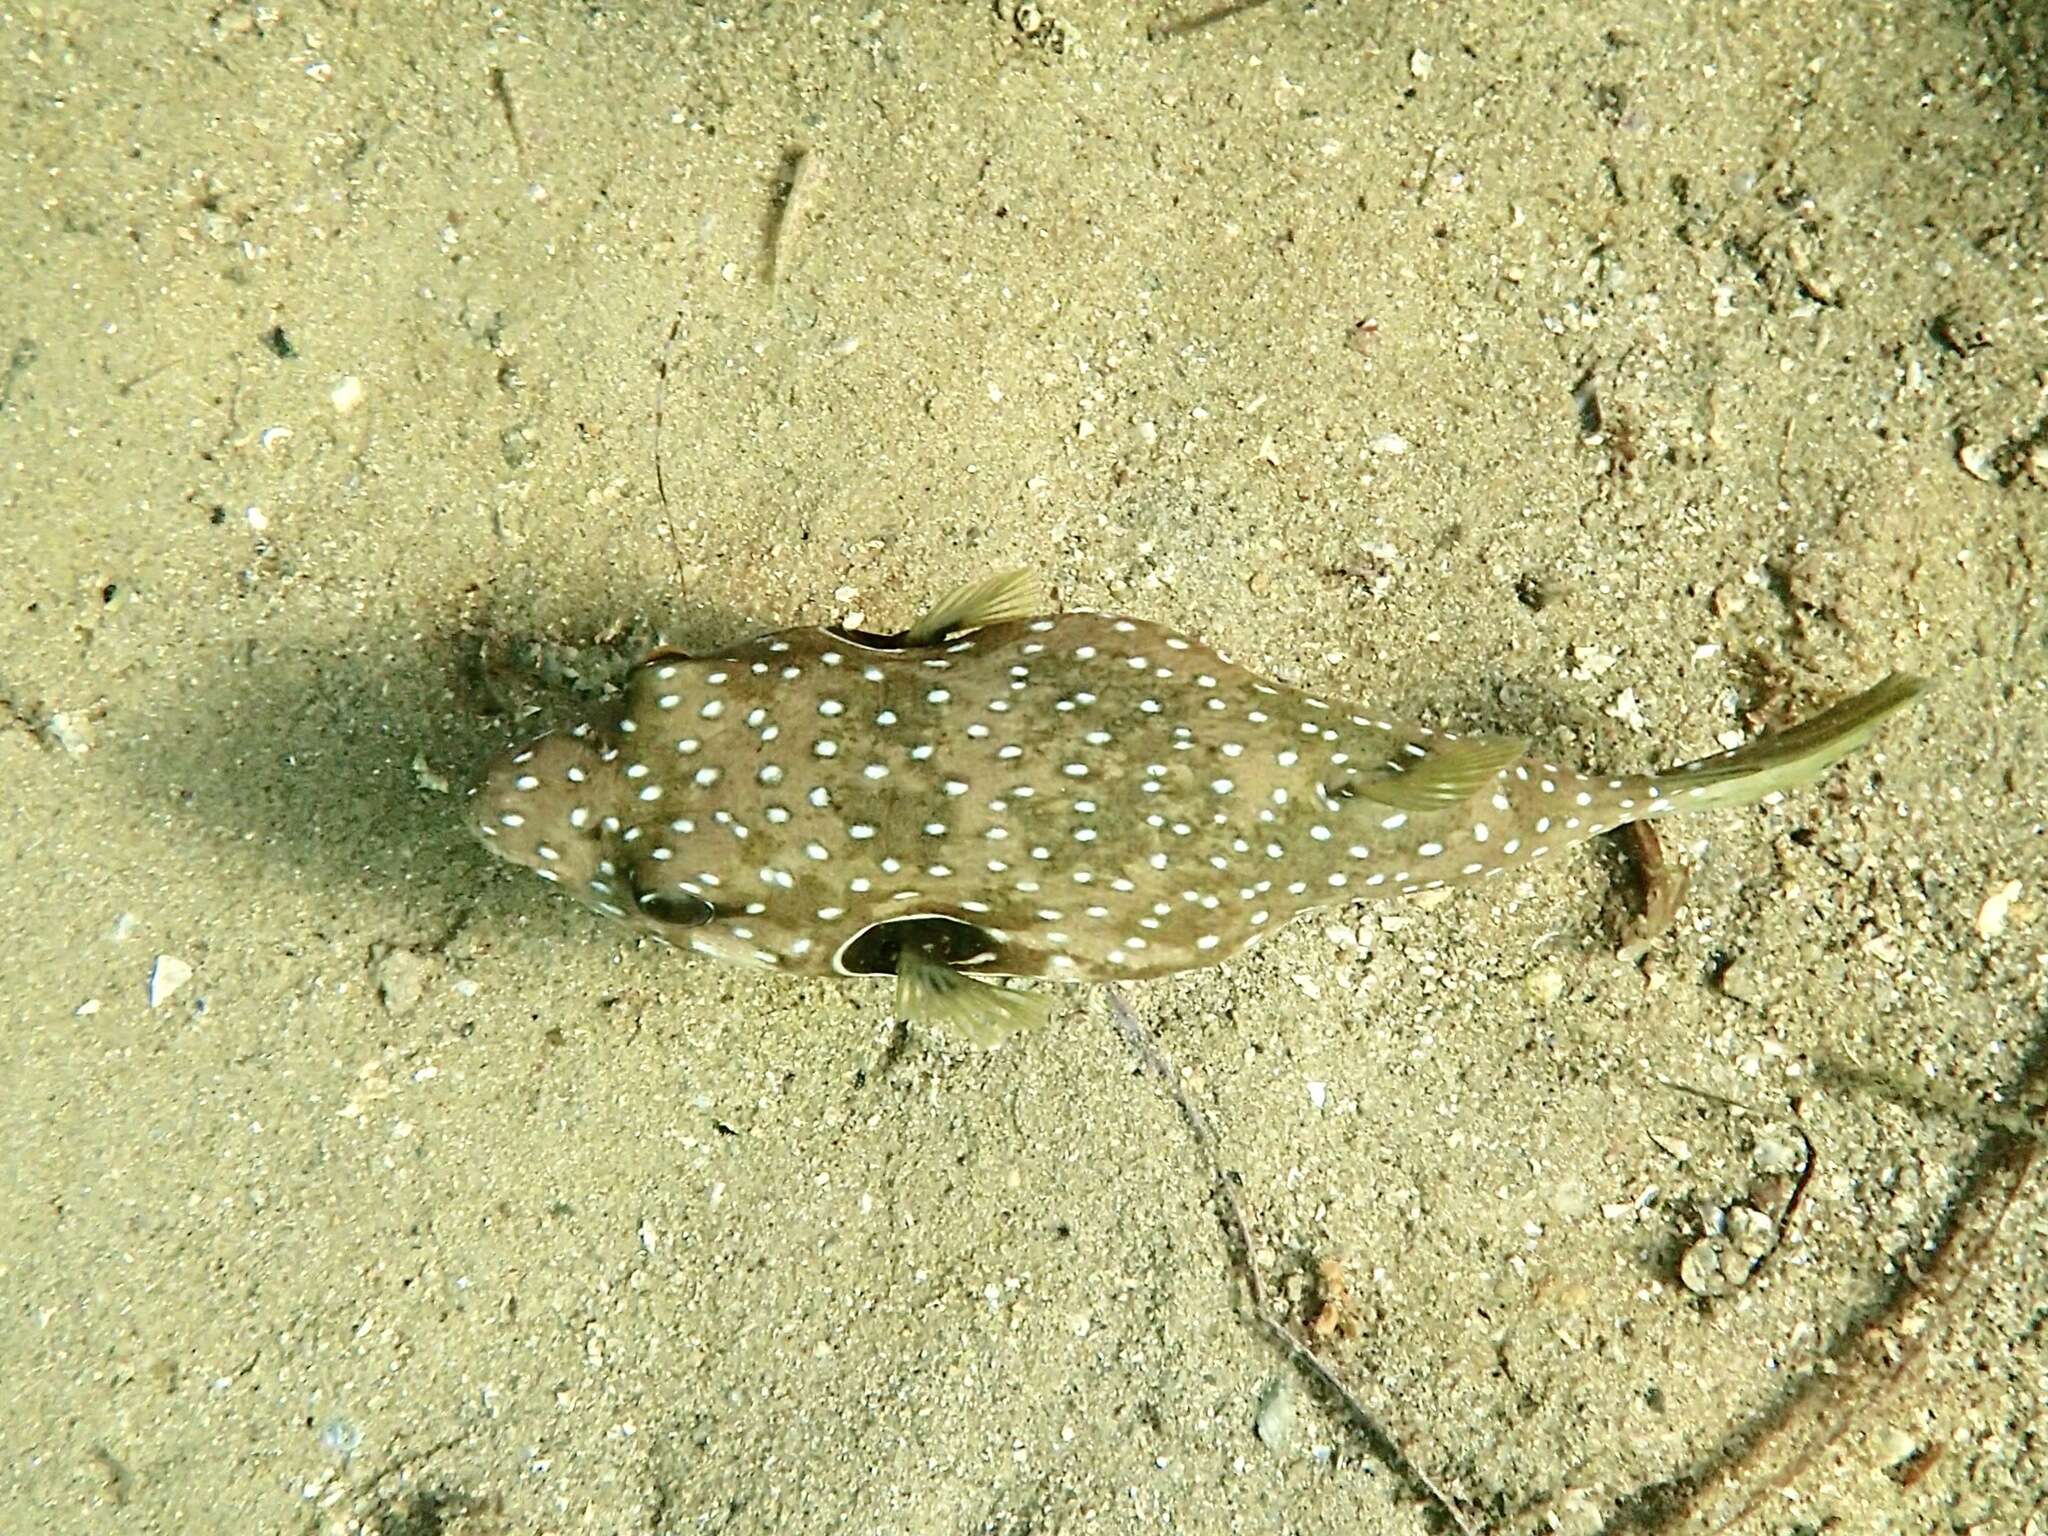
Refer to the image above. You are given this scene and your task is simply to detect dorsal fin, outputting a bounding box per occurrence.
[902,569,1044,646]
[1332,734,1527,814]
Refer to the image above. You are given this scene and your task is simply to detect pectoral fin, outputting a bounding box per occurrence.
[903,569,1045,646]
[895,944,1051,1047]
[1335,734,1527,813]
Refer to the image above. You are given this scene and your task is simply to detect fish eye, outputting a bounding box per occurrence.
[635,890,718,928]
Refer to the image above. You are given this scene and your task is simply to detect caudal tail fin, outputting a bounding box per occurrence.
[1655,673,1925,813]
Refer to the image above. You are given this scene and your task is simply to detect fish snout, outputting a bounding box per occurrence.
[471,733,605,879]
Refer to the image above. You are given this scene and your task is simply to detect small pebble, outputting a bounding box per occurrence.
[1718,1240,1759,1288]
[1751,1125,1806,1176]
[1975,878,2021,941]
[1568,644,1621,680]
[330,375,364,414]
[1727,1204,1775,1259]
[1368,432,1410,456]
[1323,921,1372,955]
[1606,688,1648,731]
[370,946,431,1014]
[1254,1377,1298,1450]
[1871,1425,1920,1468]
[410,754,450,794]
[148,954,193,1009]
[1648,1132,1691,1163]
[1679,1236,1730,1297]
[42,711,93,756]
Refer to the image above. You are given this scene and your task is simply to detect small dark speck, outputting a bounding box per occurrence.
[714,1120,740,1137]
[263,325,295,359]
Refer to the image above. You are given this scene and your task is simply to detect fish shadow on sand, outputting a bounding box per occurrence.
[126,586,767,941]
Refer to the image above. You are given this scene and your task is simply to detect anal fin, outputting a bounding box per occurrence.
[1334,734,1527,814]
[902,569,1044,647]
[895,943,1051,1047]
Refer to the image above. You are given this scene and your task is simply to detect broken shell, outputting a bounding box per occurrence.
[1727,1204,1776,1259]
[1679,1237,1731,1297]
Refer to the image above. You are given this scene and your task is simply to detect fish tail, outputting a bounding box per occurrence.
[1651,673,1925,813]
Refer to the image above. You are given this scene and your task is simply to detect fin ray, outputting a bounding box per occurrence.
[903,569,1044,647]
[895,944,1051,1046]
[1337,734,1527,813]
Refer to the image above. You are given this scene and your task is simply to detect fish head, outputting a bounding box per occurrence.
[471,727,622,907]
[472,705,741,943]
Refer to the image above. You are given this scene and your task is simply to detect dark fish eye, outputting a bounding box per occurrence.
[635,890,718,928]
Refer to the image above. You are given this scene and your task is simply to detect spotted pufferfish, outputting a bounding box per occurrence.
[473,571,1922,1044]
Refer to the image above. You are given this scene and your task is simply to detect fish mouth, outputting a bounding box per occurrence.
[469,784,511,850]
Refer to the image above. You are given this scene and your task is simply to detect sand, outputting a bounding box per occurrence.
[3,2,2044,1532]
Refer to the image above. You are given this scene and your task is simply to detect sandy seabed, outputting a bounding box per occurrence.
[3,3,2045,1533]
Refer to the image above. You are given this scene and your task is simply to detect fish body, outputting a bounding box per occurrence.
[473,572,1922,1042]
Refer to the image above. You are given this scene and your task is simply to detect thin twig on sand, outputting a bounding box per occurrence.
[1105,987,1485,1536]
[1644,1031,2048,1533]
[1148,0,1273,42]
[649,313,692,590]
[767,147,823,287]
